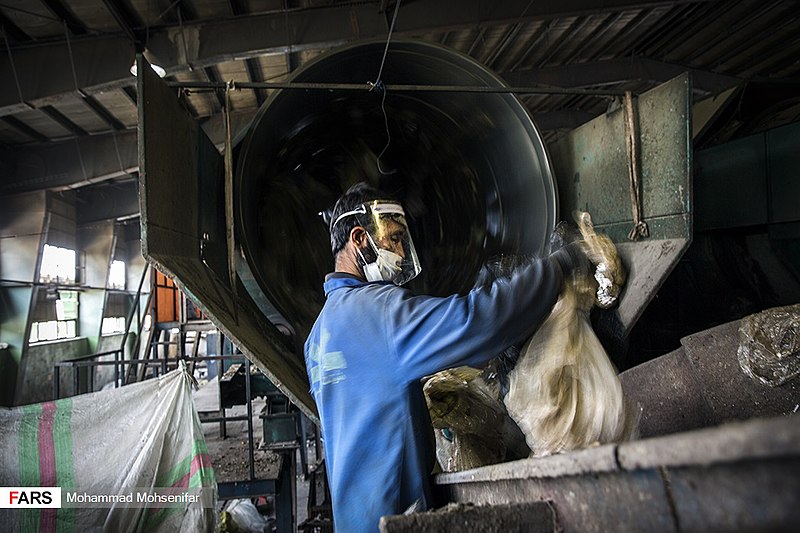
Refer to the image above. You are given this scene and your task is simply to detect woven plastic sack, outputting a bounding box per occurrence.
[504,212,637,456]
[0,362,217,532]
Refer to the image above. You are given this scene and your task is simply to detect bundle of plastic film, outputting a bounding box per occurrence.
[575,211,626,309]
[504,213,637,457]
[424,366,512,472]
[424,367,503,435]
[737,303,800,387]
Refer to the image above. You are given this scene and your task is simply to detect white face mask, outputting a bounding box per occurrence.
[361,248,404,282]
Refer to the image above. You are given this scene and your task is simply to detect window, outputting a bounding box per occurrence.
[101,316,127,335]
[40,244,76,284]
[108,260,126,290]
[29,290,79,343]
[102,292,129,336]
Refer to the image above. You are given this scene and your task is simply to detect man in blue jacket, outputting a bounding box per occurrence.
[304,182,584,532]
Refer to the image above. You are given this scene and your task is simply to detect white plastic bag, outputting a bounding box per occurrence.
[225,499,271,533]
[504,213,636,456]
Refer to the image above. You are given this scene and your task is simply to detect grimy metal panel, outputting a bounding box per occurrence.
[136,56,317,419]
[549,74,692,335]
[437,415,800,532]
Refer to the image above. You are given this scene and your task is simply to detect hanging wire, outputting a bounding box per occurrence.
[372,0,402,88]
[63,21,91,182]
[369,0,402,176]
[375,84,395,175]
[64,21,81,93]
[111,130,132,178]
[2,26,26,105]
[54,21,94,183]
[177,5,193,71]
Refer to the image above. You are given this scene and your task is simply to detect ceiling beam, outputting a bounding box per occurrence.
[203,65,226,111]
[1,116,48,143]
[40,0,89,36]
[245,59,265,107]
[501,56,742,94]
[101,0,141,43]
[0,11,32,43]
[83,95,127,130]
[0,36,136,117]
[0,0,716,116]
[0,111,253,193]
[0,130,138,194]
[75,178,140,223]
[39,105,89,137]
[229,0,247,17]
[121,85,137,106]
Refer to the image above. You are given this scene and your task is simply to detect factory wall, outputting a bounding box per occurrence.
[17,336,88,404]
[0,189,148,406]
[0,191,47,406]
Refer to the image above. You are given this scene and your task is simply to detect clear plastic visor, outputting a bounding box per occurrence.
[332,201,422,285]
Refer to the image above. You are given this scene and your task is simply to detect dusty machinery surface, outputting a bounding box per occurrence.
[137,40,799,531]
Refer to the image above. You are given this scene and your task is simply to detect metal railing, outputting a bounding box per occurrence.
[52,353,246,399]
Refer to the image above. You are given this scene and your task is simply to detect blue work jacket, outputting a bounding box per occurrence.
[304,252,568,533]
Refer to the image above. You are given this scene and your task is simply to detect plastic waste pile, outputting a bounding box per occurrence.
[425,212,638,470]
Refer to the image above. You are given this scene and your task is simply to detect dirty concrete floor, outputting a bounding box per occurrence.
[193,377,313,529]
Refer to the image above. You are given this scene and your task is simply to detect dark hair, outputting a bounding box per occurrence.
[329,182,392,255]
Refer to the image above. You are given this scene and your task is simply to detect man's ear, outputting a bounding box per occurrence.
[349,226,367,248]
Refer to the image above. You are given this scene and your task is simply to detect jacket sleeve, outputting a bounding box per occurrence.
[387,248,576,382]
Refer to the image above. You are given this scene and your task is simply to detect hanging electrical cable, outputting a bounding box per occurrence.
[368,0,402,176]
[63,21,92,183]
[2,27,27,106]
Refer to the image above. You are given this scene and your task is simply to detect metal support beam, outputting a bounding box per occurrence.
[228,0,247,17]
[121,85,137,106]
[562,12,623,64]
[632,3,698,56]
[245,59,265,108]
[0,36,136,118]
[0,12,32,43]
[508,20,555,71]
[0,130,138,194]
[39,105,89,137]
[164,80,624,96]
[502,56,741,94]
[83,94,126,131]
[41,0,88,35]
[0,0,716,116]
[536,16,590,68]
[1,115,47,143]
[74,178,139,223]
[674,0,783,63]
[586,8,652,62]
[101,0,141,43]
[203,66,226,110]
[176,1,197,22]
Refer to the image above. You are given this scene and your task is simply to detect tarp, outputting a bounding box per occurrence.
[0,363,217,532]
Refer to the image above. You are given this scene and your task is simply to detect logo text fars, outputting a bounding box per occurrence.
[0,487,62,508]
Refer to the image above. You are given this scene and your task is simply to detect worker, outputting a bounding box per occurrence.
[304,182,587,532]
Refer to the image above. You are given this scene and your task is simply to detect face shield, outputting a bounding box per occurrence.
[332,200,422,285]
